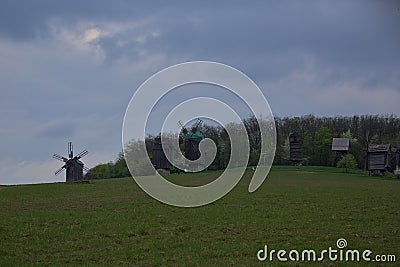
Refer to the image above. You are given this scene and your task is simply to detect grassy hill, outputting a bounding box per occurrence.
[1,166,399,266]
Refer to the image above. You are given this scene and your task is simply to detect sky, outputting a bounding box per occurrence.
[1,1,399,184]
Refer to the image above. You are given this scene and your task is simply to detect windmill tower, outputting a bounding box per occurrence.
[53,142,89,182]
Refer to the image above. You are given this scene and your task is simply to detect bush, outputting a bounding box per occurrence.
[337,154,358,172]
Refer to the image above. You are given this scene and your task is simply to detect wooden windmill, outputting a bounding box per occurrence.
[178,119,204,161]
[53,142,89,182]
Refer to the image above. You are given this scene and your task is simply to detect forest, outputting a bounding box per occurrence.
[88,114,400,179]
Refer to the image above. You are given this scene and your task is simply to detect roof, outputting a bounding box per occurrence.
[331,138,350,151]
[368,144,391,153]
[186,130,204,139]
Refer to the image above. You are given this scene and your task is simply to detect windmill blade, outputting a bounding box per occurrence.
[76,150,88,159]
[55,165,66,176]
[53,154,68,162]
[193,119,203,131]
[177,120,188,135]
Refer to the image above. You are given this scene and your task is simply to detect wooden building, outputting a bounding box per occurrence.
[152,137,171,170]
[289,132,303,165]
[331,138,350,166]
[394,145,400,178]
[367,144,391,176]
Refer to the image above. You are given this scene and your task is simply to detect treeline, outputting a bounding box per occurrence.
[88,114,400,178]
[87,152,130,179]
[274,114,400,168]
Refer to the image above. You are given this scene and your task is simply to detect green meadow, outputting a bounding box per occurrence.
[0,166,399,266]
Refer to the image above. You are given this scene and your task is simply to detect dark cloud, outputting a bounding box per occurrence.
[0,0,143,40]
[80,1,400,88]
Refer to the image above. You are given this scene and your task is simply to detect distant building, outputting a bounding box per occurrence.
[368,144,391,176]
[331,138,350,166]
[152,137,172,171]
[289,132,303,165]
[394,145,400,178]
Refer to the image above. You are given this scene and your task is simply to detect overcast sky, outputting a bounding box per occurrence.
[1,1,399,184]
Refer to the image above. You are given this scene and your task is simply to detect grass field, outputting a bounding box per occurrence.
[0,166,399,266]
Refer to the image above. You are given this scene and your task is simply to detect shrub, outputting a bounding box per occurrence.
[337,154,358,173]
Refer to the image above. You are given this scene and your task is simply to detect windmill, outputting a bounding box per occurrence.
[53,142,89,182]
[178,119,204,161]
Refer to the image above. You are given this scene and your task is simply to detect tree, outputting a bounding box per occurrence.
[302,130,314,165]
[112,152,130,178]
[313,126,333,166]
[89,162,113,179]
[273,136,286,165]
[337,154,358,173]
[89,114,400,177]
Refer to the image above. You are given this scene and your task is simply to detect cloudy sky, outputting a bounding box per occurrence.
[1,1,399,184]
